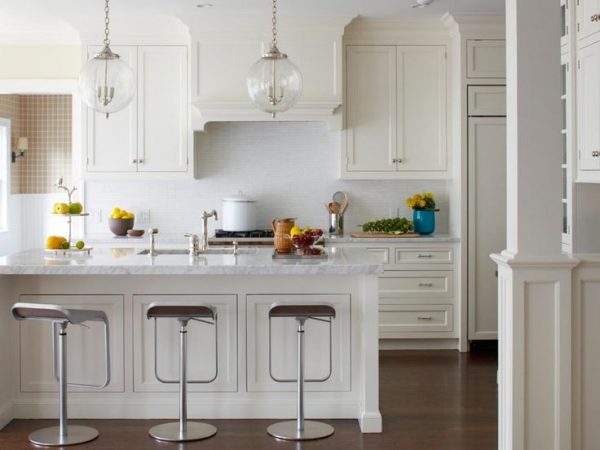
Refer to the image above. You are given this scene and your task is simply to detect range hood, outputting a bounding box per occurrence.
[181,14,352,131]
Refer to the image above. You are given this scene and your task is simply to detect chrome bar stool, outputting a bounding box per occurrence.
[267,303,336,441]
[11,302,110,447]
[146,303,218,442]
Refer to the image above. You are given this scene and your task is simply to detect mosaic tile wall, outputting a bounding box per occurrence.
[20,95,72,193]
[0,94,72,194]
[0,95,22,194]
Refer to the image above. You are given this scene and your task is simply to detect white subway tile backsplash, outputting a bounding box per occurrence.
[85,122,449,236]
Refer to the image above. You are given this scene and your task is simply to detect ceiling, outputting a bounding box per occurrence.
[0,0,505,43]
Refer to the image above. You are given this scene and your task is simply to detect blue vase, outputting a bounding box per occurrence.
[413,210,435,235]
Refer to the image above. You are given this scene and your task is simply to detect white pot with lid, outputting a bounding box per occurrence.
[222,194,257,231]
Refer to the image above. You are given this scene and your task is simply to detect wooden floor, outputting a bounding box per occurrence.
[0,349,498,449]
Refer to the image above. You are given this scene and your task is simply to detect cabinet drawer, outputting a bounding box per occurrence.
[367,247,390,264]
[394,248,452,265]
[379,271,453,298]
[379,304,453,333]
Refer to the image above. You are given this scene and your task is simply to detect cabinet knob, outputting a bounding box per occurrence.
[592,14,600,22]
[132,159,138,164]
[138,159,144,164]
[391,158,403,164]
[592,151,600,158]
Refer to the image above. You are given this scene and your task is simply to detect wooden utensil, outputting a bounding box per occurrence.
[329,202,341,214]
[340,197,349,215]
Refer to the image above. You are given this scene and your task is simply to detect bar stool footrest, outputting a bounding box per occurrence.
[267,420,335,441]
[28,425,99,447]
[149,421,217,442]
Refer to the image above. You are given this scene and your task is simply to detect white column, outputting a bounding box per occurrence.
[505,0,562,257]
[494,1,579,449]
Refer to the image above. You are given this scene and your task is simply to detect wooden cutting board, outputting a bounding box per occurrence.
[350,232,421,238]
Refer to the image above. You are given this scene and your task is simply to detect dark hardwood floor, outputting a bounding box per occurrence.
[0,349,498,449]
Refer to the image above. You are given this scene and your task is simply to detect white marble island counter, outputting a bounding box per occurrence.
[0,247,383,276]
[0,247,382,434]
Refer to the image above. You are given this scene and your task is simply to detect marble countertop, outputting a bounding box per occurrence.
[84,233,459,246]
[0,247,384,276]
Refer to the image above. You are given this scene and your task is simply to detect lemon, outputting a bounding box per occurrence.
[112,208,121,215]
[54,203,70,214]
[111,213,121,219]
[290,225,302,237]
[75,240,85,250]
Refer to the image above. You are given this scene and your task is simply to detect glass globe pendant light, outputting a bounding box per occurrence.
[247,0,302,118]
[78,0,135,119]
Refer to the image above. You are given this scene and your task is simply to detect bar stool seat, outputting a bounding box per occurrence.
[146,302,218,443]
[11,302,110,447]
[267,303,336,441]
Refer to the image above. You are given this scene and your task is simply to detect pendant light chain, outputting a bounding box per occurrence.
[103,0,111,47]
[271,0,277,49]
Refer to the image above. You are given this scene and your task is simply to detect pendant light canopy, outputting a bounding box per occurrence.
[78,0,135,118]
[247,0,302,117]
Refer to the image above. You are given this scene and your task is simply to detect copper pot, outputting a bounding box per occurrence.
[272,218,295,253]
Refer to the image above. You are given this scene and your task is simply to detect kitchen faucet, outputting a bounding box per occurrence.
[201,210,218,251]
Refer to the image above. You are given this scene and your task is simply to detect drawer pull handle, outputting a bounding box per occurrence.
[418,283,434,287]
[417,254,433,258]
[592,14,600,22]
[417,316,433,321]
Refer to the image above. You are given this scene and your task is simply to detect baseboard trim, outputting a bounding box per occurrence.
[0,400,14,430]
[13,397,361,421]
[379,338,459,350]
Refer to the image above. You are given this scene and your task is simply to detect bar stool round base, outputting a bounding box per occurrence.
[149,422,217,442]
[28,425,99,447]
[267,420,334,441]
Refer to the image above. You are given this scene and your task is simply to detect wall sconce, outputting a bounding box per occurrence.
[12,137,27,163]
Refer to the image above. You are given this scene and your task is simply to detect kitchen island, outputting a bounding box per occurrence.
[0,247,383,433]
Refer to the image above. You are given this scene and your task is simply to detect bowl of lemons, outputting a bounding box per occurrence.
[108,208,135,236]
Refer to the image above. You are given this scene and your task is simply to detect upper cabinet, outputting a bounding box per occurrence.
[576,41,600,179]
[84,45,192,179]
[343,45,447,179]
[466,40,506,79]
[577,0,600,42]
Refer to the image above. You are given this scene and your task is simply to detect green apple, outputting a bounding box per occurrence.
[69,202,83,214]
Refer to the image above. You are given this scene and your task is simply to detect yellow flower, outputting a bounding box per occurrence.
[418,200,426,208]
[424,192,434,199]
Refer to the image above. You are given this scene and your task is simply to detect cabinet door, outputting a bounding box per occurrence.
[468,117,506,340]
[86,45,138,173]
[466,40,506,79]
[577,0,600,41]
[246,294,351,392]
[397,46,447,172]
[578,42,600,172]
[137,46,188,172]
[18,295,124,392]
[345,46,397,172]
[133,295,237,392]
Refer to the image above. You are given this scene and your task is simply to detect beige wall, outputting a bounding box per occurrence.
[0,46,81,79]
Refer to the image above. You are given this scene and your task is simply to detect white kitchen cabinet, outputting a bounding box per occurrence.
[330,241,458,342]
[132,295,237,392]
[577,0,600,42]
[468,116,506,341]
[85,45,191,178]
[18,294,124,393]
[343,45,448,179]
[467,86,506,116]
[577,41,600,178]
[137,46,188,173]
[466,40,506,79]
[86,46,138,173]
[345,46,396,172]
[246,294,351,392]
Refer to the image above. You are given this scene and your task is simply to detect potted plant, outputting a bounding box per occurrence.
[406,192,438,235]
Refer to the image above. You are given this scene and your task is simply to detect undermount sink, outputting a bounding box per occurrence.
[137,248,257,256]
